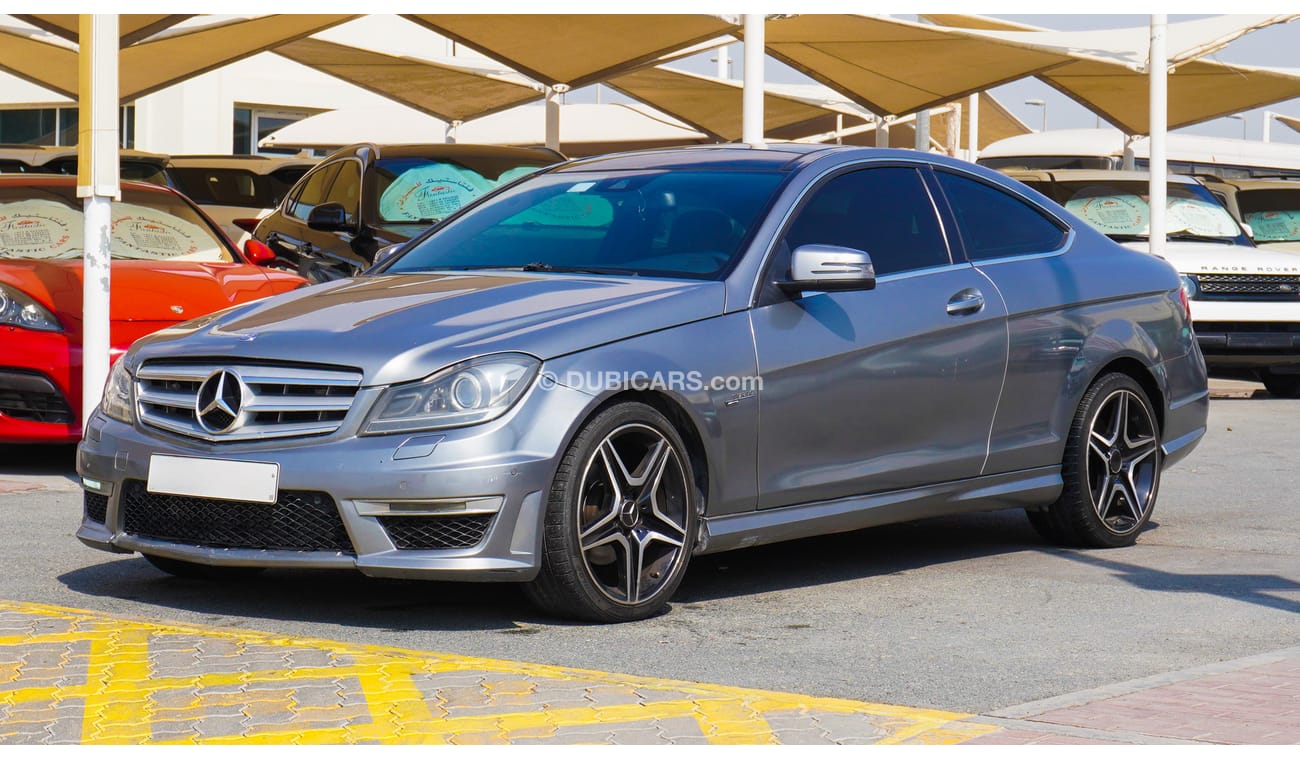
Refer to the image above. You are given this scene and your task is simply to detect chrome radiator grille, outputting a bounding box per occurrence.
[135,361,362,442]
[1195,273,1300,299]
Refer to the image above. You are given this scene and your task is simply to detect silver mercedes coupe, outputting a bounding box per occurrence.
[77,144,1209,622]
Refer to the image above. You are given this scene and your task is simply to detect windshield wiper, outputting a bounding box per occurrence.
[1166,232,1238,244]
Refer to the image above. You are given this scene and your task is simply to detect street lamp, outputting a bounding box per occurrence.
[1226,113,1247,139]
[1025,99,1047,132]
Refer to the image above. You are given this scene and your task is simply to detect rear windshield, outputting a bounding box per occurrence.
[0,184,233,262]
[386,169,786,280]
[40,158,170,186]
[1235,188,1300,242]
[373,154,557,225]
[169,166,309,209]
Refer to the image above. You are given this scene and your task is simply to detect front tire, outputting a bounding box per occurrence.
[524,402,698,622]
[1259,370,1300,399]
[1027,372,1162,548]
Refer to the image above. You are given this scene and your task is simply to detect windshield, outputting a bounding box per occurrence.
[1235,188,1300,242]
[0,185,233,262]
[373,154,556,226]
[385,169,786,280]
[1047,180,1248,245]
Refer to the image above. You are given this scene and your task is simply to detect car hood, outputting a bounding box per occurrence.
[1119,241,1300,276]
[131,272,727,386]
[0,259,279,331]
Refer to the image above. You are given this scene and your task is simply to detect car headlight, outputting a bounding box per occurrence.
[101,360,135,423]
[0,283,62,332]
[362,354,540,435]
[1179,274,1200,300]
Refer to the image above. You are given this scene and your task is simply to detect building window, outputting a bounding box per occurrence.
[232,106,312,156]
[0,105,135,148]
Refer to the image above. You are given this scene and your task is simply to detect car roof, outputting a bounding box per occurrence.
[166,154,319,173]
[0,146,170,167]
[327,142,566,163]
[552,142,848,173]
[0,172,182,195]
[1206,177,1300,191]
[1001,168,1202,185]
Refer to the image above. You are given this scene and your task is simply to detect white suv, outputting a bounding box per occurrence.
[1007,170,1300,397]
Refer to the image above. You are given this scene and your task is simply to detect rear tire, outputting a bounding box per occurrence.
[523,402,698,623]
[143,554,265,580]
[1259,370,1300,399]
[1027,372,1162,548]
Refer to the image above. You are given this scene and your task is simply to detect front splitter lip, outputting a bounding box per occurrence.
[76,524,541,581]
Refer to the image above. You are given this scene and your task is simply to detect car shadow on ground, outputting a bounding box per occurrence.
[58,509,1062,632]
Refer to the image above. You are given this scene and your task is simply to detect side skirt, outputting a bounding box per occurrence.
[696,466,1063,555]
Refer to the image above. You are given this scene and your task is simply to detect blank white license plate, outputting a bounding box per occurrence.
[147,455,279,504]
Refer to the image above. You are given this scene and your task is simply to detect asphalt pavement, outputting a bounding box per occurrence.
[1,383,1296,720]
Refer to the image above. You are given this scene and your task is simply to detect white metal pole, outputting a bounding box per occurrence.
[914,109,930,152]
[874,116,890,147]
[78,14,120,429]
[967,93,980,163]
[716,44,729,80]
[544,86,562,152]
[947,102,962,157]
[1149,15,1167,261]
[1263,110,1274,142]
[742,14,765,146]
[1122,135,1138,170]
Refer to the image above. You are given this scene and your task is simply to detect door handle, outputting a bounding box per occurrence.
[946,289,985,316]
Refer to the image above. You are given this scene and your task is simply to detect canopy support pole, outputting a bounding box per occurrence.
[914,109,930,152]
[445,119,461,144]
[874,116,890,147]
[78,13,120,428]
[1263,110,1274,142]
[742,14,765,147]
[1122,135,1138,170]
[947,102,961,157]
[1149,14,1167,261]
[967,93,980,162]
[544,86,562,152]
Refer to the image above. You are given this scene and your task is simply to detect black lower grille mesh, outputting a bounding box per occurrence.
[378,514,493,549]
[84,492,108,524]
[0,370,74,424]
[120,480,353,553]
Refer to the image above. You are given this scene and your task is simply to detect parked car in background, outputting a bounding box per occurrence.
[78,145,1206,622]
[1006,169,1300,397]
[0,145,171,184]
[0,175,305,444]
[253,142,563,281]
[1201,177,1300,255]
[165,155,317,244]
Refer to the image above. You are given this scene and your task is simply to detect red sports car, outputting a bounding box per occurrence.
[1,175,305,443]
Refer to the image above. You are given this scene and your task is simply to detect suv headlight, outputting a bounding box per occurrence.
[101,360,134,423]
[362,354,540,435]
[0,283,62,332]
[1179,274,1200,300]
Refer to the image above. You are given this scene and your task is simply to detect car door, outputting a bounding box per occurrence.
[260,161,341,265]
[750,164,1009,509]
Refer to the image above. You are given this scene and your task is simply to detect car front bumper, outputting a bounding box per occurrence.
[75,382,593,581]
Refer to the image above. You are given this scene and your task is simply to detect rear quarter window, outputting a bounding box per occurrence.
[937,171,1067,260]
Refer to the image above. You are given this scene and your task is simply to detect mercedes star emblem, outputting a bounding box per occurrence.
[195,369,246,434]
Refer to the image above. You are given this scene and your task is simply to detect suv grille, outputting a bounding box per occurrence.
[84,492,108,524]
[0,370,74,424]
[1194,274,1300,299]
[378,515,494,550]
[120,480,353,553]
[135,361,362,442]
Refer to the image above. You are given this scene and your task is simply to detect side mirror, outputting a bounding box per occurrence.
[778,244,876,294]
[243,239,277,266]
[306,202,350,231]
[1241,222,1255,240]
[373,243,404,268]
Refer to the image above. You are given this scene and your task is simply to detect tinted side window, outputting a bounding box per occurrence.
[286,162,341,221]
[323,161,361,224]
[784,167,949,276]
[937,171,1067,260]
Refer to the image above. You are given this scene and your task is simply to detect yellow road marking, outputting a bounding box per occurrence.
[0,599,1000,745]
